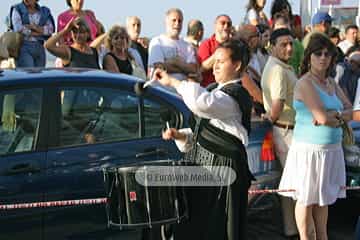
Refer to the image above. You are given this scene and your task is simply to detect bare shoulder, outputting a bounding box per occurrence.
[294,73,315,99]
[296,73,313,90]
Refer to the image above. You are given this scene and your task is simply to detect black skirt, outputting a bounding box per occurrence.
[173,142,251,240]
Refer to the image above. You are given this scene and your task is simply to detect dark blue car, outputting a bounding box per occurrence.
[0,68,279,239]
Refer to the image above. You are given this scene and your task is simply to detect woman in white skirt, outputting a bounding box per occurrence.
[278,33,352,240]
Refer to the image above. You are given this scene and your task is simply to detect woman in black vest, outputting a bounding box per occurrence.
[44,17,100,69]
[155,39,253,240]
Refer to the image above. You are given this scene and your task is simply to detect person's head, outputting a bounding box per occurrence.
[301,33,337,77]
[270,28,293,62]
[23,0,38,7]
[105,25,130,52]
[311,11,332,34]
[213,39,250,83]
[165,8,183,39]
[257,24,271,48]
[66,0,84,11]
[126,16,141,41]
[344,24,359,44]
[186,19,204,42]
[328,27,340,45]
[214,14,232,43]
[272,13,291,30]
[345,46,360,73]
[246,0,266,11]
[71,18,91,44]
[234,24,259,51]
[270,0,292,20]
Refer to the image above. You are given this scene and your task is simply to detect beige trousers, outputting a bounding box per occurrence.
[273,126,298,236]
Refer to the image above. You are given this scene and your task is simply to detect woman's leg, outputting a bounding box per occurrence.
[295,202,316,240]
[312,205,328,240]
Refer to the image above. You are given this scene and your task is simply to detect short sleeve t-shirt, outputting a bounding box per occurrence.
[148,34,196,80]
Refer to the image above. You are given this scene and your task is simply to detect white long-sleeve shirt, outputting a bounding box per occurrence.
[174,79,249,152]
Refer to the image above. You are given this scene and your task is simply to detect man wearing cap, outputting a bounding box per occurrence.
[261,28,299,238]
[198,14,232,87]
[302,11,332,49]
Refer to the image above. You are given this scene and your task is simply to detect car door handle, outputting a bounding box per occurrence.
[136,148,168,158]
[4,163,41,176]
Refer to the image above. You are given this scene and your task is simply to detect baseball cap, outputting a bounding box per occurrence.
[311,12,333,25]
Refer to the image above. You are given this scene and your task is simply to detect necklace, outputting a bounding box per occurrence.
[309,71,330,87]
[309,71,334,95]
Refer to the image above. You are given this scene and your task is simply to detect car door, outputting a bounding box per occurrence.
[0,88,46,240]
[43,83,183,240]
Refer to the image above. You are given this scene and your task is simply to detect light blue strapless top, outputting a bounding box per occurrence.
[293,83,343,144]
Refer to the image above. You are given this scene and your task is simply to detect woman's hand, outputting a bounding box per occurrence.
[162,128,186,141]
[64,17,80,33]
[153,68,181,89]
[313,110,341,127]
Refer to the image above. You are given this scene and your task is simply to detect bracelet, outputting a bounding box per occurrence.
[336,110,342,118]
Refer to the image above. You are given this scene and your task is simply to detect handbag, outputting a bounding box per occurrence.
[341,121,355,146]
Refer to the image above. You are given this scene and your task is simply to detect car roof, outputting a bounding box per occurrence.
[0,68,141,86]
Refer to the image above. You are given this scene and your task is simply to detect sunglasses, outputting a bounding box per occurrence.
[313,50,333,58]
[219,20,232,26]
[72,28,88,34]
[113,35,128,41]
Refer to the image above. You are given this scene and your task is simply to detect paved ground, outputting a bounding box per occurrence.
[247,193,359,240]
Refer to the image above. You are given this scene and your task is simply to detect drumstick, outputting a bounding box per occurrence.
[143,78,156,88]
[166,121,170,130]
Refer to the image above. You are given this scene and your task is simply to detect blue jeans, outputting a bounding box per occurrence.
[16,40,46,67]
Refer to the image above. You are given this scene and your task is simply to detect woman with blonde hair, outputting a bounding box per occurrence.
[103,25,146,79]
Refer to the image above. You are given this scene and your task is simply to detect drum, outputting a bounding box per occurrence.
[103,160,188,229]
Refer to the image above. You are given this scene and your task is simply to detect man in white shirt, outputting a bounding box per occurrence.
[338,25,358,55]
[148,8,197,86]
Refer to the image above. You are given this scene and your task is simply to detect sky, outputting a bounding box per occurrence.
[0,0,300,39]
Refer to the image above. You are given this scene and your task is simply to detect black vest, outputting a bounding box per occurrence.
[189,82,252,158]
[204,81,252,134]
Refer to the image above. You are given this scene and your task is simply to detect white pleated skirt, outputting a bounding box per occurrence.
[278,141,346,206]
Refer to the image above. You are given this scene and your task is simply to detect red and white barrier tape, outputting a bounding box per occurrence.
[0,198,108,210]
[0,186,359,210]
[247,185,360,195]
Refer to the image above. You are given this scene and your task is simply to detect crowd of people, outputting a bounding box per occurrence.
[1,0,360,239]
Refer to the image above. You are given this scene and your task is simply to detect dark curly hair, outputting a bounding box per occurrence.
[300,33,337,77]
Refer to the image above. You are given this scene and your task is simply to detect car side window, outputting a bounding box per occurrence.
[59,87,140,147]
[0,89,42,155]
[143,98,178,138]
